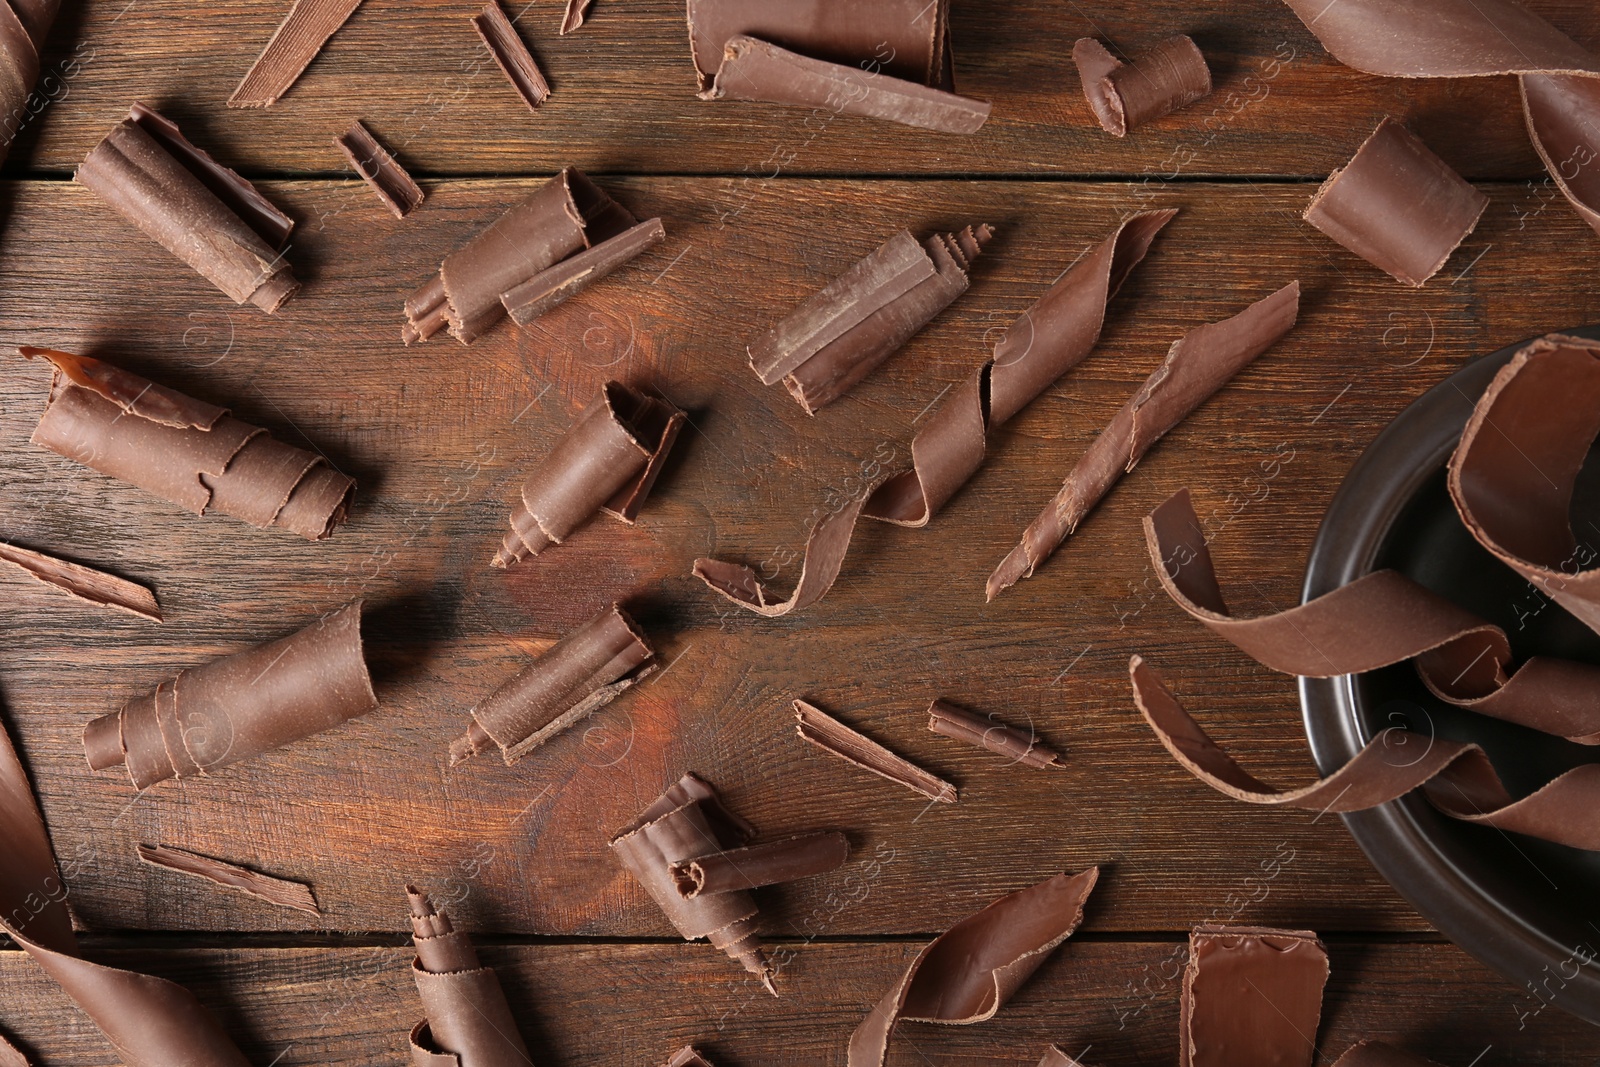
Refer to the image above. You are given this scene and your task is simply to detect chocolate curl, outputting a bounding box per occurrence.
[137,843,319,914]
[848,868,1099,1067]
[493,382,685,567]
[82,601,377,789]
[927,699,1063,770]
[664,1049,715,1067]
[1072,36,1212,136]
[794,699,957,803]
[670,831,849,897]
[1303,118,1488,286]
[503,218,666,326]
[1038,1047,1088,1067]
[610,774,775,992]
[25,347,355,541]
[1450,334,1600,638]
[1279,0,1600,238]
[1128,656,1600,849]
[1332,1043,1445,1067]
[0,1032,24,1067]
[559,0,591,34]
[0,711,253,1066]
[229,0,365,107]
[987,280,1299,600]
[1182,926,1327,1067]
[0,540,160,621]
[75,103,298,313]
[692,487,872,617]
[473,0,550,111]
[335,120,424,219]
[450,603,654,765]
[406,886,534,1067]
[0,0,59,168]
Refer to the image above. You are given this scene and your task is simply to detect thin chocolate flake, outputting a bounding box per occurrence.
[137,843,319,915]
[927,699,1063,770]
[0,0,60,168]
[987,281,1299,600]
[1332,1044,1445,1067]
[664,1048,715,1067]
[450,603,654,765]
[560,0,592,34]
[229,0,365,107]
[692,490,871,617]
[1073,36,1211,137]
[610,774,775,992]
[793,699,956,804]
[0,540,160,621]
[1038,1047,1088,1067]
[406,886,534,1067]
[335,120,424,219]
[25,347,354,541]
[503,217,666,325]
[75,103,299,312]
[1182,926,1327,1067]
[849,868,1099,1067]
[473,0,551,111]
[670,831,849,897]
[83,602,377,790]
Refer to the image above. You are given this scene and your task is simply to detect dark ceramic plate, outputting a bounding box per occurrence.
[1300,326,1600,1025]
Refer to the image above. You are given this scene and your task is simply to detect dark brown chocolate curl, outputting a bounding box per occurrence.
[25,347,354,540]
[473,0,550,111]
[0,0,60,169]
[1304,118,1488,286]
[1073,36,1211,137]
[75,103,298,312]
[0,540,160,621]
[450,603,653,765]
[671,831,849,897]
[692,490,871,617]
[494,382,684,566]
[335,119,424,218]
[405,886,534,1067]
[503,218,666,325]
[137,844,319,914]
[927,699,1063,769]
[794,699,957,803]
[83,601,377,790]
[610,774,775,992]
[229,0,364,107]
[1182,926,1327,1067]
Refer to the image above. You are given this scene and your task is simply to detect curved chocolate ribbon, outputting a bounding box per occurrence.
[1449,334,1600,638]
[406,886,533,1067]
[1279,0,1600,236]
[1072,36,1212,137]
[0,0,60,165]
[26,347,355,540]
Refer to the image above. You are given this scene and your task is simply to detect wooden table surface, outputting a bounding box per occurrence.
[2,0,1599,1064]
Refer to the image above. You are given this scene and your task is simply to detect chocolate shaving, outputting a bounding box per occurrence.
[664,1049,714,1067]
[473,1,550,111]
[793,699,956,804]
[1450,334,1600,638]
[1182,925,1327,1067]
[494,381,684,566]
[1072,36,1211,136]
[83,601,377,790]
[927,699,1063,770]
[450,603,654,765]
[693,491,871,617]
[0,0,59,169]
[406,886,533,1067]
[335,120,424,219]
[670,831,849,897]
[848,868,1099,1067]
[229,0,365,107]
[610,774,775,992]
[987,280,1300,601]
[1332,1043,1444,1067]
[25,347,354,541]
[503,218,666,326]
[560,0,591,34]
[1303,118,1488,286]
[0,540,160,621]
[1038,1048,1087,1067]
[75,103,299,312]
[137,843,319,914]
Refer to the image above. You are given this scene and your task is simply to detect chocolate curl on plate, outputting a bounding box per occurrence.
[1182,926,1327,1067]
[493,382,684,567]
[75,103,299,312]
[1072,36,1212,136]
[670,831,849,897]
[848,868,1099,1067]
[1303,118,1488,286]
[137,843,319,914]
[1128,656,1600,849]
[663,1049,715,1067]
[406,886,534,1067]
[0,540,160,621]
[610,773,775,992]
[795,699,957,803]
[986,280,1299,601]
[449,603,654,765]
[83,601,377,789]
[1450,334,1600,638]
[473,0,550,111]
[25,347,354,540]
[335,120,424,218]
[0,711,253,1066]
[1279,0,1600,237]
[404,167,660,344]
[230,0,365,107]
[0,0,60,167]
[927,699,1063,770]
[1332,1043,1445,1067]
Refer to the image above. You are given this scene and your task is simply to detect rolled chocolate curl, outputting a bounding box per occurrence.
[926,699,1063,769]
[0,0,60,167]
[610,773,774,992]
[1182,926,1327,1067]
[474,0,550,111]
[450,603,654,765]
[25,347,354,540]
[75,103,299,313]
[83,601,377,789]
[493,382,685,567]
[0,539,160,621]
[406,886,534,1067]
[670,831,849,897]
[1072,36,1212,136]
[403,168,661,344]
[335,119,424,219]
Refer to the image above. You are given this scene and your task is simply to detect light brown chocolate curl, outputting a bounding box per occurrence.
[670,831,849,897]
[335,120,423,219]
[1072,36,1211,136]
[927,699,1063,769]
[229,0,365,107]
[137,844,319,914]
[406,886,533,1067]
[0,540,160,621]
[1182,926,1327,1067]
[794,699,956,803]
[474,0,550,111]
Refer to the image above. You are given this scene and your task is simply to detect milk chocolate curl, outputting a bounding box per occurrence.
[794,699,957,803]
[1332,1043,1445,1067]
[137,843,319,914]
[230,0,365,107]
[671,831,849,897]
[0,0,60,168]
[0,1032,24,1067]
[560,0,591,34]
[1038,1047,1088,1067]
[0,540,160,621]
[406,886,534,1067]
[473,0,550,111]
[927,699,1063,769]
[1450,334,1600,638]
[1072,36,1211,136]
[503,218,666,326]
[610,774,774,991]
[987,281,1299,600]
[450,603,653,765]
[848,868,1099,1067]
[25,347,354,540]
[75,103,298,312]
[1182,925,1327,1067]
[664,1049,714,1067]
[83,601,377,790]
[335,120,423,218]
[692,489,872,617]
[1303,118,1487,286]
